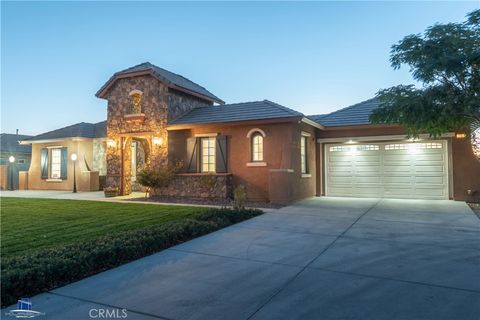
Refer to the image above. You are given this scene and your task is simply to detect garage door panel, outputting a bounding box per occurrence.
[326,141,448,200]
[414,176,445,184]
[355,176,382,183]
[415,166,444,173]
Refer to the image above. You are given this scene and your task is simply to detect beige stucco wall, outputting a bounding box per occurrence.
[28,139,98,191]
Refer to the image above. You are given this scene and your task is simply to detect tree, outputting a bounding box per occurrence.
[136,161,182,198]
[370,9,480,138]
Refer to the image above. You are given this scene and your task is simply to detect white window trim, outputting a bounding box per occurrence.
[301,131,311,137]
[301,173,312,178]
[246,128,266,138]
[246,162,267,167]
[195,133,219,138]
[200,137,216,173]
[50,148,62,179]
[129,89,143,96]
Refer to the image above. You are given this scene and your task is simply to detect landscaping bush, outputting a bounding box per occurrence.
[1,207,262,307]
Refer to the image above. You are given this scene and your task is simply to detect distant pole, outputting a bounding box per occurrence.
[8,156,15,190]
[71,153,77,193]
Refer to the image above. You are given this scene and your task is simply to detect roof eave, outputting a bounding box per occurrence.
[167,116,303,130]
[322,123,401,130]
[20,137,94,145]
[301,117,325,130]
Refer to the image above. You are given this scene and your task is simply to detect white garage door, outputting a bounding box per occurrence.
[325,141,449,199]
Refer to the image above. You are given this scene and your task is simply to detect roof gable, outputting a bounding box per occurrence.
[309,98,380,127]
[96,62,224,104]
[170,100,303,126]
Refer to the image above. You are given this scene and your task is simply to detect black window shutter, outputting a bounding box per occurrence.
[216,135,228,173]
[40,148,49,179]
[186,138,198,173]
[60,147,68,179]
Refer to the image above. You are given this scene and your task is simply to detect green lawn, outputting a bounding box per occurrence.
[0,197,207,259]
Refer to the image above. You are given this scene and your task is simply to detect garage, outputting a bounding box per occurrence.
[325,141,449,199]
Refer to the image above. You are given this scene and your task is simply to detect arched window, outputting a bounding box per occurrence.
[251,133,264,162]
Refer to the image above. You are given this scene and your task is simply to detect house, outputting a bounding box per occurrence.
[0,132,32,190]
[20,62,480,203]
[20,122,106,192]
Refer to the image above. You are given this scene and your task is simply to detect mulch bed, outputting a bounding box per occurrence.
[468,203,480,219]
[127,195,284,209]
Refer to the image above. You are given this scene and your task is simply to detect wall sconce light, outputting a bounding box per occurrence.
[107,139,117,148]
[346,139,356,144]
[455,133,467,139]
[152,137,163,146]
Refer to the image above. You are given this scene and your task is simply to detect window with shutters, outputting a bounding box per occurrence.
[301,136,308,174]
[201,137,216,173]
[50,148,62,179]
[251,133,264,161]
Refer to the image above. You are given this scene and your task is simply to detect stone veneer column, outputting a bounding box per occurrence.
[102,74,212,195]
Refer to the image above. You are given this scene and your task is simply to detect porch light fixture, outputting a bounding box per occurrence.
[8,156,15,163]
[455,133,467,139]
[71,153,77,193]
[107,139,117,148]
[152,137,163,146]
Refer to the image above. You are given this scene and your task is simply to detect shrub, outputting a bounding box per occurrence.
[233,185,247,209]
[1,207,262,307]
[137,162,182,197]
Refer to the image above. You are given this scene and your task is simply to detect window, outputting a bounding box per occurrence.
[357,145,379,151]
[385,143,443,151]
[17,159,25,164]
[301,136,308,174]
[251,133,264,161]
[50,148,62,179]
[201,137,216,172]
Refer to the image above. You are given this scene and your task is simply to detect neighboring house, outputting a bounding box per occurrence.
[20,122,106,192]
[20,62,480,203]
[0,133,32,190]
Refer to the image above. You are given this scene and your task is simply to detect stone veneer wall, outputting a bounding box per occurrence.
[152,174,233,199]
[102,74,214,195]
[167,89,211,122]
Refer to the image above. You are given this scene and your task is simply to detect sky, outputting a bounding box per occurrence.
[1,1,478,135]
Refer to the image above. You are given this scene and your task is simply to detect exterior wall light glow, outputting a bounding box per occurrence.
[70,153,78,161]
[348,146,358,156]
[455,133,467,139]
[408,144,419,155]
[346,140,356,144]
[153,137,163,146]
[8,156,15,163]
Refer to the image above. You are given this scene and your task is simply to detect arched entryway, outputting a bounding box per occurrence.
[121,136,151,194]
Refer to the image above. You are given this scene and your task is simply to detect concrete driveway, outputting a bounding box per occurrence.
[3,198,480,320]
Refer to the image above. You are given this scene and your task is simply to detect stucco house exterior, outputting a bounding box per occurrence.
[20,122,106,192]
[20,62,480,203]
[0,133,32,190]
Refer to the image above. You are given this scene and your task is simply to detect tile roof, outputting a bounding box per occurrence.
[96,62,224,104]
[309,98,380,126]
[23,121,106,142]
[0,133,32,154]
[170,100,303,125]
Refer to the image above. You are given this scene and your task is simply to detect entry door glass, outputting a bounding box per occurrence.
[131,141,137,181]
